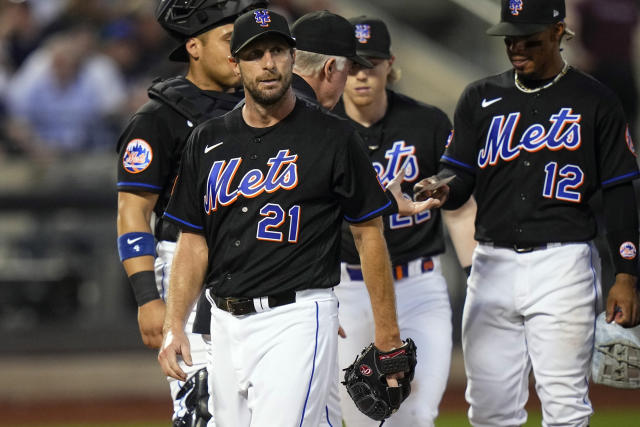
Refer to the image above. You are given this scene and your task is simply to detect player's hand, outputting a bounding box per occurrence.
[137,299,165,349]
[158,329,191,381]
[386,167,444,216]
[413,175,451,205]
[606,273,640,327]
[338,325,346,338]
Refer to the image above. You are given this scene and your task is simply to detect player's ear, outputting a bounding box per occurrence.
[228,55,240,76]
[185,37,200,61]
[551,22,564,42]
[323,57,336,81]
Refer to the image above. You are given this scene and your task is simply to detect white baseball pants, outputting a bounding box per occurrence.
[335,256,453,427]
[206,288,339,427]
[462,242,602,427]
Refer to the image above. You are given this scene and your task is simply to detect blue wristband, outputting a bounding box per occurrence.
[118,232,155,261]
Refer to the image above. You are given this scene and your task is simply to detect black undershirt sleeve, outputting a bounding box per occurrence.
[438,166,475,210]
[602,181,639,277]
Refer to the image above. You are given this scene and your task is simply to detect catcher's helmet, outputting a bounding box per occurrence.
[156,0,268,61]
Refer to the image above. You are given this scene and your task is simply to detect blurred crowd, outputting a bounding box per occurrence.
[0,0,332,163]
[0,0,636,161]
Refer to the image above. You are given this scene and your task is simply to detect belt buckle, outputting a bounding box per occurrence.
[513,245,534,253]
[224,297,243,315]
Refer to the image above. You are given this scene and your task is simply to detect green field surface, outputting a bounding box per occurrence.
[435,410,640,427]
[17,410,640,427]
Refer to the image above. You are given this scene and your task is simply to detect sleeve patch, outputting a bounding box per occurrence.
[445,130,454,148]
[626,125,637,157]
[620,242,637,260]
[123,139,153,174]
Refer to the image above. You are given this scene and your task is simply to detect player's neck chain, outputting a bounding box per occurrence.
[514,61,570,94]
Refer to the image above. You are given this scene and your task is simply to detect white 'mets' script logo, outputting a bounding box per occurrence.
[204,149,299,213]
[478,108,582,168]
[481,97,503,108]
[127,237,143,244]
[205,142,224,153]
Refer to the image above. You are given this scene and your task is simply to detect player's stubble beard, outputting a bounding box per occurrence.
[242,67,293,106]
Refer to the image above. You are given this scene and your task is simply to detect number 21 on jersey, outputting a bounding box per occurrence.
[256,203,301,242]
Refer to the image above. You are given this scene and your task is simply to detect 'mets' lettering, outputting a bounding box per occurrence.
[372,141,419,186]
[478,108,582,168]
[204,150,298,213]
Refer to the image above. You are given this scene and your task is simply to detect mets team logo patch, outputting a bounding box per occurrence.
[359,364,373,376]
[355,24,371,44]
[620,242,637,260]
[446,130,454,148]
[625,124,637,157]
[254,10,271,27]
[123,139,152,174]
[510,0,524,15]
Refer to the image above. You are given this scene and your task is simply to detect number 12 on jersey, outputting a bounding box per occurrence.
[542,162,584,202]
[257,203,301,242]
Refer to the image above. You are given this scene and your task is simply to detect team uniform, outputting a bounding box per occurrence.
[333,91,453,427]
[116,76,242,422]
[441,66,639,425]
[163,97,391,427]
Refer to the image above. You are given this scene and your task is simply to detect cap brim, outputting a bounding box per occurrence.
[233,31,296,56]
[169,43,189,62]
[350,54,373,68]
[355,49,391,60]
[486,22,551,36]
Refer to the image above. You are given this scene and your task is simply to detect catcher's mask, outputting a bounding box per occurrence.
[591,311,640,389]
[156,0,268,62]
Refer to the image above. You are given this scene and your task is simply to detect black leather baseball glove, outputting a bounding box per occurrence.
[342,338,417,422]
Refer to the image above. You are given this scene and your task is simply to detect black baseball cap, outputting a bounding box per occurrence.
[231,8,295,56]
[349,16,391,59]
[291,11,372,68]
[487,0,565,36]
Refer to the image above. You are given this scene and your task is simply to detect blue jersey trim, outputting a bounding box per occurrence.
[164,213,204,231]
[601,170,640,186]
[441,155,475,171]
[117,181,163,190]
[344,200,391,223]
[299,302,320,427]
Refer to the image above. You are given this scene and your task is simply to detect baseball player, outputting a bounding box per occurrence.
[415,0,640,425]
[157,9,409,427]
[332,16,477,427]
[116,1,264,424]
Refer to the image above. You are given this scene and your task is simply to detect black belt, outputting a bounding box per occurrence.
[345,256,434,281]
[485,242,562,253]
[210,290,296,316]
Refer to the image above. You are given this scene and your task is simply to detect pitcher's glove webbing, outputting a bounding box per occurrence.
[342,338,417,422]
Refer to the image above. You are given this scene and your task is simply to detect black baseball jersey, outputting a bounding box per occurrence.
[164,97,391,298]
[116,77,243,222]
[334,90,453,264]
[442,67,640,244]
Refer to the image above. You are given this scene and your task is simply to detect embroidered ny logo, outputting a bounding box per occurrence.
[355,24,371,44]
[254,10,271,27]
[509,0,523,15]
